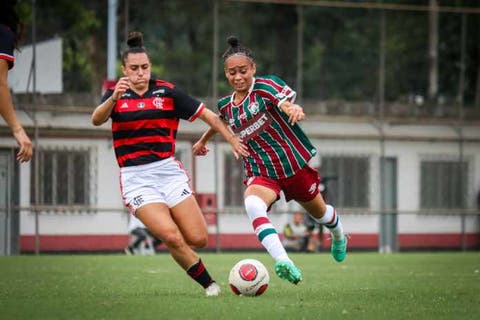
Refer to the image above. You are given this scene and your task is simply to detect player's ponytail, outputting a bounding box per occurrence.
[126,31,144,49]
[222,35,255,63]
[121,31,149,66]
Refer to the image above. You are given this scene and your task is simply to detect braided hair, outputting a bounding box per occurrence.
[222,36,255,63]
[121,31,149,66]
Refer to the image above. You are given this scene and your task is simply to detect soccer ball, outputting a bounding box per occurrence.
[228,259,269,296]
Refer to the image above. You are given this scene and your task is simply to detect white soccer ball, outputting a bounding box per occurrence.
[228,259,270,296]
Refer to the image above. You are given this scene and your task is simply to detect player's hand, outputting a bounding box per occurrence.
[193,140,209,156]
[13,127,33,162]
[287,104,305,125]
[228,136,249,160]
[113,77,130,101]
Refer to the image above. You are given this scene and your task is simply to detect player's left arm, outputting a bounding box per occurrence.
[279,100,305,125]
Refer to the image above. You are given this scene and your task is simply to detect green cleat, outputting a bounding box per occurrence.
[331,237,348,262]
[274,260,302,285]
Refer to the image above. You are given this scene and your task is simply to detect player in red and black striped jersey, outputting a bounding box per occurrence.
[193,36,348,285]
[0,0,32,162]
[92,32,248,297]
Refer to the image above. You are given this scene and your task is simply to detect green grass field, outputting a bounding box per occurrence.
[0,252,479,319]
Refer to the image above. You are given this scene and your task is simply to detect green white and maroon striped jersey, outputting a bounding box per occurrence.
[218,75,317,180]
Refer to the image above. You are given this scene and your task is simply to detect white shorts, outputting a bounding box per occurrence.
[120,158,193,214]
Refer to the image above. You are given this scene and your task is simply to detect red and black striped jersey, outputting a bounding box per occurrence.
[101,77,205,167]
[0,25,16,69]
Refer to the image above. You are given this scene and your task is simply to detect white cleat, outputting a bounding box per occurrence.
[205,282,221,297]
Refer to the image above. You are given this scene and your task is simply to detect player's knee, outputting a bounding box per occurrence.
[161,232,185,250]
[187,232,208,248]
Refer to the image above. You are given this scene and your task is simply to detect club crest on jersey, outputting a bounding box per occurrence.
[137,102,145,109]
[153,97,164,109]
[247,102,259,115]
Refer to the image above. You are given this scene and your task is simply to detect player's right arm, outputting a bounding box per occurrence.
[91,77,129,126]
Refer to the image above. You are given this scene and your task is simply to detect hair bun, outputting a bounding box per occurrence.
[127,31,144,48]
[227,36,239,48]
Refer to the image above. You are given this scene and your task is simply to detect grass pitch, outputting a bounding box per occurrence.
[0,252,479,319]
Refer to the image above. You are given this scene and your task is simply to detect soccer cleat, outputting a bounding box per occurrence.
[205,282,221,297]
[274,260,302,285]
[331,236,348,262]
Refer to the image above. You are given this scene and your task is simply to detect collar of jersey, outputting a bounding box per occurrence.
[230,77,256,107]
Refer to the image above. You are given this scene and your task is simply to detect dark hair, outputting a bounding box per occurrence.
[0,0,22,48]
[222,36,255,62]
[121,31,149,65]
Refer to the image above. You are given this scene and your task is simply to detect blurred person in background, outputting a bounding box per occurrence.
[0,0,32,162]
[283,211,309,252]
[193,36,347,286]
[125,214,162,255]
[92,31,248,297]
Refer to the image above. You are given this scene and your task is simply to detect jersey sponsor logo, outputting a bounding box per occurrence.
[137,102,145,109]
[120,102,129,109]
[233,112,273,141]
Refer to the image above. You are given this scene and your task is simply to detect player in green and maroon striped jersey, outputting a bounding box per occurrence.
[193,36,348,285]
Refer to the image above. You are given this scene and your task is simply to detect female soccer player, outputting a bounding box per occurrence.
[0,0,32,162]
[193,36,347,285]
[92,32,248,297]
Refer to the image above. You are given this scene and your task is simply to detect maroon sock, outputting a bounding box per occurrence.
[186,259,214,289]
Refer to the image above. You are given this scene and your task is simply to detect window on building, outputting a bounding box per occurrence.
[421,160,468,209]
[321,156,369,208]
[223,153,244,208]
[30,149,91,206]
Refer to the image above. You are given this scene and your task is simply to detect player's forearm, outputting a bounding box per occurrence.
[199,127,218,144]
[0,82,23,132]
[92,96,116,126]
[200,109,234,143]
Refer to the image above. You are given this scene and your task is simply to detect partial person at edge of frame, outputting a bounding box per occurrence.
[0,0,32,163]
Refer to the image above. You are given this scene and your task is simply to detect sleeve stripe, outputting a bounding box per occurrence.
[189,103,205,122]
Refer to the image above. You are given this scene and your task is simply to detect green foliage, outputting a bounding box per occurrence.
[16,0,480,107]
[0,253,479,319]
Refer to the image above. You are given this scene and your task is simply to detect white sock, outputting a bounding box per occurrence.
[244,195,290,262]
[311,205,344,241]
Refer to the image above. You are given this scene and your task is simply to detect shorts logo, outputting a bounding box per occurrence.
[132,195,144,207]
[308,183,317,194]
[181,189,190,197]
